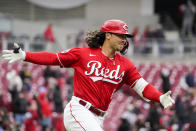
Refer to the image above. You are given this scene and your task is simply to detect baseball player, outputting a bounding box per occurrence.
[2,19,175,131]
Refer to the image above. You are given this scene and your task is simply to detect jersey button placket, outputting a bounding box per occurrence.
[101,59,107,108]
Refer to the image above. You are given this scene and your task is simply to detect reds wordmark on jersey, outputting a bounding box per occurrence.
[57,48,141,111]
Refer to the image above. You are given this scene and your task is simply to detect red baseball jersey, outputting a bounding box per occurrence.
[57,47,141,111]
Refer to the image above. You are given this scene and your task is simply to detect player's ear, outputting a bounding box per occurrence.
[105,32,112,40]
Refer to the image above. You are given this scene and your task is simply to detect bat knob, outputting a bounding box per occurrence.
[13,43,20,53]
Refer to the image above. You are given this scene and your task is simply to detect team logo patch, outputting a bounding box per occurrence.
[123,25,128,32]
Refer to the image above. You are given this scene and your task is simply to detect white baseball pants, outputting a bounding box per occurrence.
[64,96,105,131]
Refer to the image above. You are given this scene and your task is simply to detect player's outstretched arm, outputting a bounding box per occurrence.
[2,43,59,65]
[2,43,26,63]
[133,78,175,109]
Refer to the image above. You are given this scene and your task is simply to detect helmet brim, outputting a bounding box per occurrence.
[125,34,134,38]
[105,31,134,38]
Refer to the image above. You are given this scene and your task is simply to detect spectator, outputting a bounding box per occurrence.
[142,25,154,43]
[161,67,171,93]
[132,26,141,45]
[43,66,58,79]
[118,118,131,131]
[6,70,23,113]
[141,25,154,54]
[179,0,196,38]
[66,71,74,102]
[6,70,23,93]
[193,18,196,36]
[153,24,166,44]
[47,77,58,102]
[54,114,66,131]
[53,85,63,113]
[0,92,6,108]
[180,68,195,93]
[189,105,196,131]
[175,95,190,131]
[146,103,161,131]
[32,94,42,120]
[132,26,144,54]
[14,92,30,126]
[168,117,179,131]
[19,63,31,82]
[153,24,166,55]
[121,104,137,127]
[0,107,11,130]
[8,86,19,114]
[24,95,42,131]
[24,112,37,131]
[135,118,146,130]
[19,63,32,92]
[23,77,32,92]
[0,35,2,53]
[38,92,52,131]
[43,66,60,87]
[185,69,195,88]
[75,30,86,47]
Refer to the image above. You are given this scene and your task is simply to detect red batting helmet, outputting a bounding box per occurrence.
[101,19,133,55]
[101,19,133,37]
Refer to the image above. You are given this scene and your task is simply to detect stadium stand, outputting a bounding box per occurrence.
[0,61,196,130]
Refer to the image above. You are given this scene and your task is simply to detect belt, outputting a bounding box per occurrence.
[79,100,105,117]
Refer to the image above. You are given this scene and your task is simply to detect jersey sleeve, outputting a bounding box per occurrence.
[57,48,81,68]
[124,60,141,87]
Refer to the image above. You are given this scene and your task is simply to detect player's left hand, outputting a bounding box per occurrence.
[160,91,175,109]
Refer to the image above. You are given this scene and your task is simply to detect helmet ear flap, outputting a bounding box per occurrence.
[120,39,129,55]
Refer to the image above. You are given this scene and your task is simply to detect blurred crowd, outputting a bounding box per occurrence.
[0,63,73,131]
[0,33,196,131]
[0,62,195,131]
[117,67,196,131]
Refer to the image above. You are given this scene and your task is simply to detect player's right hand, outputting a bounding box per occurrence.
[2,43,26,63]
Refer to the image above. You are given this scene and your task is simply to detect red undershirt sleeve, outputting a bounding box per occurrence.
[25,52,60,66]
[143,84,163,102]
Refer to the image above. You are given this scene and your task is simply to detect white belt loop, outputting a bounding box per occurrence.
[84,102,91,109]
